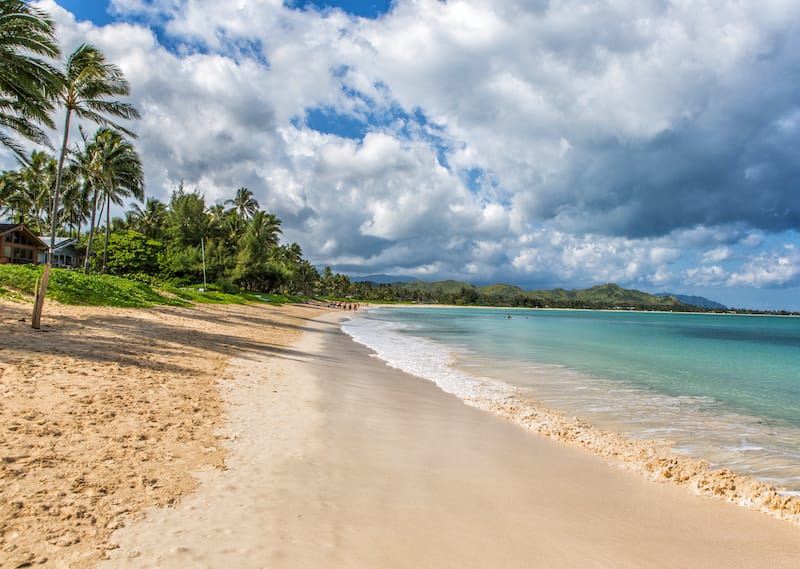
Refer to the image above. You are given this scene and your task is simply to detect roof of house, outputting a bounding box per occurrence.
[39,235,78,250]
[0,223,21,235]
[0,223,48,249]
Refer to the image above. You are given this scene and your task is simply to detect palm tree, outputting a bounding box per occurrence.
[0,150,56,230]
[75,128,143,273]
[0,169,24,221]
[33,44,140,327]
[127,197,167,239]
[230,211,284,291]
[19,150,57,232]
[290,259,320,296]
[59,164,89,238]
[214,205,245,250]
[0,0,60,158]
[248,210,282,248]
[277,242,303,264]
[48,43,140,255]
[225,187,259,221]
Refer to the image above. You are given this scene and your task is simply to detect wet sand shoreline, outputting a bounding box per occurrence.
[347,304,800,524]
[100,308,800,568]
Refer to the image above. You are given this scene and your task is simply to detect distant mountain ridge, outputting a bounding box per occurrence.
[359,280,699,310]
[655,293,727,310]
[352,274,416,284]
[500,283,691,310]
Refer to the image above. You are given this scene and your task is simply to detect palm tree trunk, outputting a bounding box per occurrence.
[83,190,100,274]
[102,193,110,273]
[32,202,40,234]
[32,109,71,329]
[49,110,72,256]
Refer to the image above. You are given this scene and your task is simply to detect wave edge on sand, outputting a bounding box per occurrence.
[342,307,800,527]
[468,392,800,525]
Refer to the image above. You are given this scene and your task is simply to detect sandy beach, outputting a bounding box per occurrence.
[3,300,800,568]
[0,299,314,567]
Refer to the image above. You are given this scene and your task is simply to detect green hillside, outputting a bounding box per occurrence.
[401,280,475,295]
[386,280,692,310]
[533,283,685,310]
[477,283,527,298]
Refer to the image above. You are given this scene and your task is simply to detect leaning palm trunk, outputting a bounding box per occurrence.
[32,118,70,328]
[33,43,140,328]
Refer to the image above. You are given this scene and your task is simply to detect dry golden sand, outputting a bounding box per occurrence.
[0,299,320,568]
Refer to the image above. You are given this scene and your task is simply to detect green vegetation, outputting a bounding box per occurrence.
[0,264,311,307]
[523,283,689,311]
[0,1,322,302]
[0,1,61,158]
[5,262,793,314]
[0,264,182,307]
[338,280,796,314]
[338,280,696,311]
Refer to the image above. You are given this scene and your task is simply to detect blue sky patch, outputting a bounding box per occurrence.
[300,84,455,170]
[302,107,370,139]
[465,168,485,193]
[57,0,115,25]
[285,0,394,19]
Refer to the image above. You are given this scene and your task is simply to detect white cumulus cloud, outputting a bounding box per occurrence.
[6,0,799,309]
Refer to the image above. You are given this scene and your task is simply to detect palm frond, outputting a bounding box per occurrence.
[0,0,60,154]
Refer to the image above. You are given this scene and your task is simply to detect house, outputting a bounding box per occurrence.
[38,236,83,268]
[0,223,47,265]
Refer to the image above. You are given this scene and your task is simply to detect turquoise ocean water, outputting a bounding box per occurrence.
[342,307,800,493]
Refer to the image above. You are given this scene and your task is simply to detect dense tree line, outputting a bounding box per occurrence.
[87,184,321,295]
[0,1,329,297]
[0,1,141,255]
[325,281,552,306]
[312,280,723,311]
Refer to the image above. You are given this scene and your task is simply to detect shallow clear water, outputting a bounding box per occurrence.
[342,307,800,493]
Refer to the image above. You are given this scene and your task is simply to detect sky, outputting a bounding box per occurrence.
[5,0,800,310]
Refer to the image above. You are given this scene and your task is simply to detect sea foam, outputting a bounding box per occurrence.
[342,309,800,525]
[342,315,514,401]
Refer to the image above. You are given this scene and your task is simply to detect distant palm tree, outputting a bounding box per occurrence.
[290,259,319,296]
[232,211,284,291]
[127,197,167,239]
[102,134,144,272]
[19,150,57,232]
[0,0,60,158]
[249,210,282,249]
[0,150,56,231]
[0,170,25,221]
[206,203,226,223]
[48,44,140,254]
[58,162,89,238]
[60,182,90,238]
[76,128,143,273]
[274,242,302,264]
[225,187,259,221]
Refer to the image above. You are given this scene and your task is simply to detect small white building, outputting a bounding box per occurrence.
[38,236,83,268]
